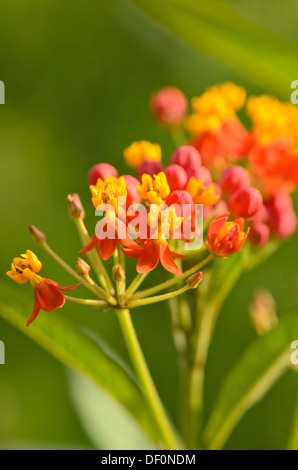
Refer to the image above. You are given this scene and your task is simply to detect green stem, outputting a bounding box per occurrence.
[126,273,148,299]
[133,254,213,300]
[64,295,107,307]
[116,308,182,450]
[128,285,190,308]
[188,301,218,448]
[42,241,108,300]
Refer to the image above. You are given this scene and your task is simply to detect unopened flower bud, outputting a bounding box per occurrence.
[268,207,297,238]
[29,225,46,245]
[170,145,201,169]
[67,194,85,219]
[186,271,204,289]
[76,257,90,276]
[88,163,118,185]
[219,166,250,196]
[248,288,278,335]
[150,87,188,127]
[123,175,142,206]
[186,165,212,186]
[112,265,125,282]
[136,159,163,180]
[228,186,263,219]
[164,164,188,191]
[250,223,270,247]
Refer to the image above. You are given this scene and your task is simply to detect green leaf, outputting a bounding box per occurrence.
[0,299,157,442]
[203,307,298,449]
[130,0,298,98]
[68,370,156,449]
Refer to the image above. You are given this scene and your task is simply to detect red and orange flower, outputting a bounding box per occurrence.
[7,250,79,326]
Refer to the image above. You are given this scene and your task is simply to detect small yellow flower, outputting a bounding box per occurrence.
[186,82,246,133]
[186,177,219,206]
[147,204,183,239]
[124,141,162,168]
[7,250,42,284]
[247,95,298,144]
[137,172,170,204]
[90,176,127,213]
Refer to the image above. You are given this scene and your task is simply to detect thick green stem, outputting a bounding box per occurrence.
[116,308,182,450]
[188,301,218,448]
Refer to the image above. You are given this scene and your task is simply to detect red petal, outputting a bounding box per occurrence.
[79,235,98,254]
[214,224,240,256]
[160,242,183,275]
[121,245,144,259]
[26,291,41,327]
[97,237,118,260]
[207,214,229,248]
[43,278,81,291]
[136,240,160,273]
[34,279,65,312]
[170,250,185,259]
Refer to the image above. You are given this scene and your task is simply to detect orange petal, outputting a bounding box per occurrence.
[160,242,182,275]
[136,240,160,273]
[26,291,41,327]
[79,234,98,254]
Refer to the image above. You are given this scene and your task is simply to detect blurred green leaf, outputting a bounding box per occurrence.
[68,370,156,449]
[130,0,298,97]
[204,306,298,449]
[0,299,156,442]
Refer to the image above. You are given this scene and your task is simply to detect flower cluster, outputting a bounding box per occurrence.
[6,82,297,327]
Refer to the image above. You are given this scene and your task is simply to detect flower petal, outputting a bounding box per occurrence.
[160,242,183,275]
[136,240,160,273]
[79,234,98,254]
[26,291,41,327]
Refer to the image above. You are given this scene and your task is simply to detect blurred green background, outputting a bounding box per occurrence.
[0,0,298,449]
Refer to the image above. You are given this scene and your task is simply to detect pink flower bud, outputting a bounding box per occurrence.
[186,166,212,186]
[166,189,194,215]
[163,164,188,191]
[265,192,293,212]
[251,204,269,225]
[220,166,250,196]
[250,224,270,247]
[170,145,201,170]
[150,87,188,127]
[268,207,297,238]
[228,186,263,219]
[136,159,163,180]
[88,163,118,185]
[123,175,142,207]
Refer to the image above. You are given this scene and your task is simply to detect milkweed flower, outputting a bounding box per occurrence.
[123,203,184,274]
[80,175,138,260]
[137,172,170,204]
[186,165,212,187]
[186,177,219,206]
[6,250,79,326]
[124,141,161,168]
[207,214,249,257]
[150,86,188,127]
